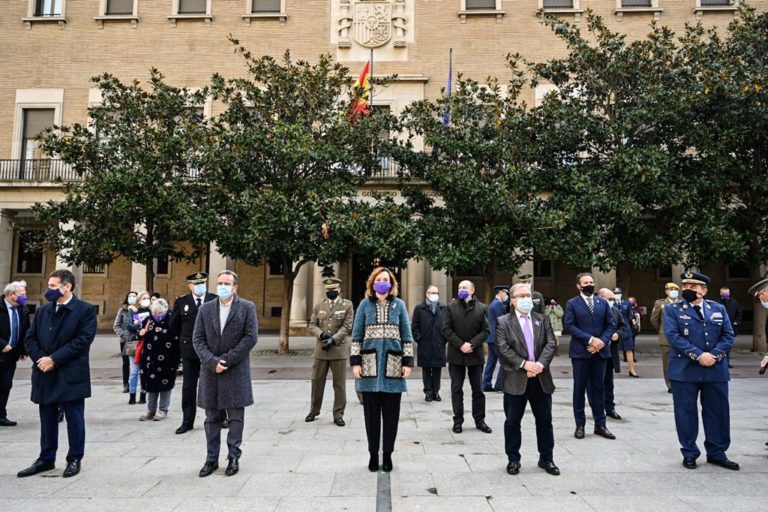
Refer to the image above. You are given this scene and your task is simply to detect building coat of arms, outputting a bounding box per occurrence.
[353,2,392,48]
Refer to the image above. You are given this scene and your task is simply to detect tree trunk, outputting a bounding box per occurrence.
[145,260,155,295]
[278,258,309,354]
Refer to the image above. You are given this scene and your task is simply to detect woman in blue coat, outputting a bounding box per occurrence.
[350,267,414,473]
[411,285,447,402]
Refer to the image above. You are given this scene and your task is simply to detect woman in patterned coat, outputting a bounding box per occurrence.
[139,298,180,422]
[350,267,414,473]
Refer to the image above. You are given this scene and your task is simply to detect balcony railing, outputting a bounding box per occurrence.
[0,159,79,182]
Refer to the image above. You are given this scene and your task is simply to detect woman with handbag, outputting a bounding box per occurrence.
[122,291,152,404]
[113,291,137,394]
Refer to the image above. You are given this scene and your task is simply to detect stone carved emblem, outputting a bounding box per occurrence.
[353,1,392,48]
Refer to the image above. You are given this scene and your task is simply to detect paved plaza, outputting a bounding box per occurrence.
[1,334,767,511]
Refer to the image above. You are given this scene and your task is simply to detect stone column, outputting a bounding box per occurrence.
[289,261,311,327]
[208,242,228,285]
[404,259,425,310]
[0,211,14,283]
[429,266,450,301]
[591,267,616,292]
[130,261,147,293]
[515,261,535,283]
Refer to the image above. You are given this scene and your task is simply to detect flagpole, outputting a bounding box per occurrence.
[369,48,374,111]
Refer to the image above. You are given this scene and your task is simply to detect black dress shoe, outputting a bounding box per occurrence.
[482,387,494,392]
[682,457,697,469]
[175,424,193,435]
[667,388,673,394]
[506,461,520,475]
[628,371,639,378]
[452,423,462,434]
[538,460,560,476]
[433,393,442,402]
[706,457,740,470]
[606,410,622,420]
[0,417,18,426]
[425,393,433,402]
[199,461,218,477]
[334,417,345,427]
[225,457,239,476]
[305,413,317,422]
[574,426,585,439]
[382,453,393,472]
[594,426,616,440]
[475,422,493,434]
[17,459,55,478]
[221,419,229,429]
[368,454,379,472]
[62,460,81,478]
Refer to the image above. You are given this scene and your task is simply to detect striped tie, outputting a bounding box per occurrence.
[586,296,594,313]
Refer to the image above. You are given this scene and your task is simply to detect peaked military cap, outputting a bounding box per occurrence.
[518,274,533,283]
[494,284,511,293]
[323,277,342,290]
[680,271,710,286]
[613,287,623,295]
[748,277,768,297]
[665,282,680,290]
[186,271,208,284]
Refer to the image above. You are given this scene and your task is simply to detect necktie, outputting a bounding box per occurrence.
[586,296,594,313]
[196,298,202,308]
[10,307,19,348]
[693,305,704,321]
[521,314,535,362]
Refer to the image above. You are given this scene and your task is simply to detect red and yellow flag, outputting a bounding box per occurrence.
[350,60,371,120]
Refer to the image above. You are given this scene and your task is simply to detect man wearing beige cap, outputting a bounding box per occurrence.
[748,277,768,447]
[306,278,354,426]
[650,282,680,393]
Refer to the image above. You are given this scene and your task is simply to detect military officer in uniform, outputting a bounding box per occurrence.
[650,282,680,393]
[664,271,738,470]
[306,278,354,427]
[748,277,768,448]
[170,272,217,434]
[518,275,545,315]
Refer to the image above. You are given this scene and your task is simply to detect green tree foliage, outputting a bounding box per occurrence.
[32,70,210,292]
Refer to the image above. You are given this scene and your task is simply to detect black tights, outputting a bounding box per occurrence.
[362,392,402,455]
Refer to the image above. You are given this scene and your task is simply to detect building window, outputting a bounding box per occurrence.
[542,0,574,7]
[700,0,734,5]
[35,0,62,16]
[82,263,107,274]
[243,0,286,24]
[268,256,285,277]
[459,0,504,23]
[270,306,282,318]
[178,0,207,14]
[695,0,739,18]
[726,262,751,280]
[16,230,44,275]
[251,0,280,12]
[657,265,673,280]
[105,0,135,14]
[615,0,662,21]
[154,256,170,276]
[621,0,652,6]
[534,260,553,279]
[22,108,55,166]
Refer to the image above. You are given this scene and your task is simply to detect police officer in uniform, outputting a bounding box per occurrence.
[306,278,354,426]
[650,282,680,393]
[170,272,217,434]
[664,271,738,470]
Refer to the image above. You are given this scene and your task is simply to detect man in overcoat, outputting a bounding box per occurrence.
[18,269,97,479]
[193,270,258,477]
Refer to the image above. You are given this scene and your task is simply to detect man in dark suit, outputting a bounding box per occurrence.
[563,272,616,440]
[665,271,737,470]
[497,283,559,476]
[170,271,217,434]
[18,269,97,478]
[193,270,258,477]
[0,281,31,426]
[482,284,510,392]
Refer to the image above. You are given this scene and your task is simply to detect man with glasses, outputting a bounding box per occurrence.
[0,281,30,427]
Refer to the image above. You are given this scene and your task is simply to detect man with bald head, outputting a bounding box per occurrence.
[443,281,491,434]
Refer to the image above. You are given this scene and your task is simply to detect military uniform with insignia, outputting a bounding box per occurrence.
[664,271,738,470]
[306,278,354,426]
[169,272,217,434]
[650,282,680,392]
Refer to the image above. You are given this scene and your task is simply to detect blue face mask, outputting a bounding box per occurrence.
[668,290,679,299]
[194,283,207,296]
[217,284,234,300]
[761,300,768,310]
[44,287,63,303]
[516,297,534,314]
[127,296,137,305]
[152,312,167,322]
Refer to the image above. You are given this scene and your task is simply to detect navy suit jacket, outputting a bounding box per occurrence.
[24,296,97,405]
[486,298,508,345]
[564,294,615,359]
[0,303,30,363]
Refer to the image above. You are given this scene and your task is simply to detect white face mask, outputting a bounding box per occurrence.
[139,299,151,308]
[761,300,768,310]
[668,290,679,299]
[427,293,439,303]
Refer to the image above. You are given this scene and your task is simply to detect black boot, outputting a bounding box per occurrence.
[382,453,393,472]
[128,393,136,405]
[139,393,146,404]
[123,383,129,393]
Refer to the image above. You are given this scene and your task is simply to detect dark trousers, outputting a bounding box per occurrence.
[660,345,671,391]
[449,363,486,425]
[671,380,730,461]
[421,367,442,395]
[0,360,17,418]
[572,356,607,428]
[204,407,244,462]
[39,399,85,463]
[181,358,201,427]
[310,358,347,419]
[586,356,616,413]
[503,378,554,463]
[482,343,504,391]
[362,392,401,455]
[121,354,129,385]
